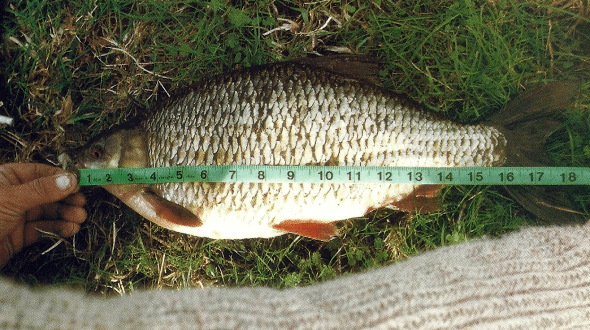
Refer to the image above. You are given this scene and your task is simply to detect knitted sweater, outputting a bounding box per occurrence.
[2,223,590,329]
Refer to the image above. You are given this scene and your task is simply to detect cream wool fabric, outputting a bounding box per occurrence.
[2,222,590,329]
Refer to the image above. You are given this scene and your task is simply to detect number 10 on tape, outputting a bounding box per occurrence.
[78,166,590,186]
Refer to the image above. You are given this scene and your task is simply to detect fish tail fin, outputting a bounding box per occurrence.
[489,81,580,166]
[488,81,586,223]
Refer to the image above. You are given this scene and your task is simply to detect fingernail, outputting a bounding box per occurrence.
[56,174,74,191]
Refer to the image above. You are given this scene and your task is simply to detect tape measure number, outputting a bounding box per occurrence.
[78,166,590,186]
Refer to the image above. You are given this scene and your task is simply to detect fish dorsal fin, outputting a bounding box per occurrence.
[103,184,202,229]
[272,220,337,241]
[390,185,442,213]
[293,55,382,86]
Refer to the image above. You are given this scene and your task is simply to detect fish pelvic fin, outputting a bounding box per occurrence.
[104,184,203,229]
[272,220,337,241]
[489,81,587,223]
[388,185,442,214]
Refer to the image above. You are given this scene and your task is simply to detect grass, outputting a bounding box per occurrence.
[1,0,589,294]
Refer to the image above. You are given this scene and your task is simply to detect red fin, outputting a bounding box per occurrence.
[143,191,203,227]
[392,185,442,213]
[272,220,336,241]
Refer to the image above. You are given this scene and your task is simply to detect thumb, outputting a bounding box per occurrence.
[6,173,78,211]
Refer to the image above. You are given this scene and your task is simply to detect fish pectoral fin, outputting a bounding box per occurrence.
[391,185,442,213]
[272,220,337,241]
[103,184,202,229]
[141,191,203,228]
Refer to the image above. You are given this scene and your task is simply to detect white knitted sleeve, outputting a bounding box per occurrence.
[2,223,590,329]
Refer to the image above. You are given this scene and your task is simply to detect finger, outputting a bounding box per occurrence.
[0,239,15,269]
[59,205,87,224]
[31,203,87,223]
[62,192,86,207]
[22,221,81,247]
[0,163,68,185]
[1,173,79,212]
[29,192,86,220]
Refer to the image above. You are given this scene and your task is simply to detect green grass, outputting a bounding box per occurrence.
[1,0,590,294]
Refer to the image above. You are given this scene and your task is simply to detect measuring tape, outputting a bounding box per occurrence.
[78,166,590,186]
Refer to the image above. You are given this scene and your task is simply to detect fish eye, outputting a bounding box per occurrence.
[91,148,103,159]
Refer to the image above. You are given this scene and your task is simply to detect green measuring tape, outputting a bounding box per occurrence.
[78,166,590,186]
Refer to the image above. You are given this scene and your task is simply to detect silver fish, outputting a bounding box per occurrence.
[73,57,581,240]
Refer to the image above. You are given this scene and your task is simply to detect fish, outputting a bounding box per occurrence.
[72,56,584,241]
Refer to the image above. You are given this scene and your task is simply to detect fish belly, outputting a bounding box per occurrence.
[156,182,417,239]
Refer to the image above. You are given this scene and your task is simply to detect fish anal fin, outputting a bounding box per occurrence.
[103,184,202,229]
[391,185,442,213]
[272,220,336,241]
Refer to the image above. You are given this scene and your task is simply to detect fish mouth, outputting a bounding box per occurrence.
[57,152,83,172]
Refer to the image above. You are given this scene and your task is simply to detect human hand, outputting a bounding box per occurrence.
[0,163,86,268]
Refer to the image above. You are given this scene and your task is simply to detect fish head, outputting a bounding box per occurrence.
[72,128,148,170]
[69,127,204,234]
[74,130,124,169]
